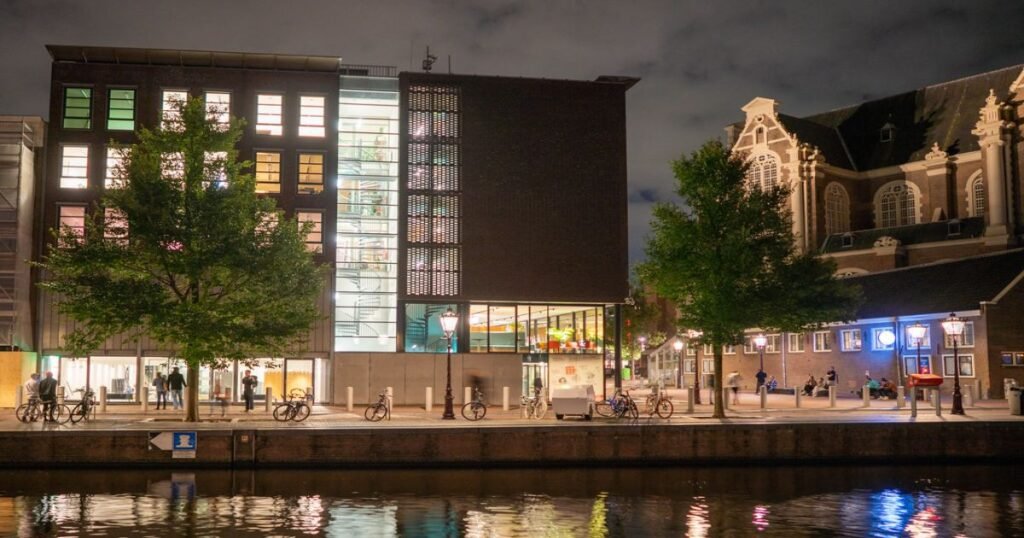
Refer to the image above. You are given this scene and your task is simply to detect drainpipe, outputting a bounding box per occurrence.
[781,331,788,388]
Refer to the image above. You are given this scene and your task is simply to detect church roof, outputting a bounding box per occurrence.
[846,249,1024,319]
[799,64,1024,171]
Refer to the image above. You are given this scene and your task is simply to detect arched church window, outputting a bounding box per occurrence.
[824,182,850,235]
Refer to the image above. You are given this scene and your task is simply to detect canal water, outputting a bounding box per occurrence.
[1,465,1022,536]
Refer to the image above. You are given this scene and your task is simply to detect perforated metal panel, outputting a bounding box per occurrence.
[405,84,462,297]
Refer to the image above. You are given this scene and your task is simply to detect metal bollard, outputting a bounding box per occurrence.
[863,385,871,408]
[759,386,767,410]
[686,387,695,413]
[722,388,730,410]
[385,386,393,417]
[141,387,149,413]
[933,390,942,417]
[464,387,471,405]
[265,387,273,413]
[425,387,433,412]
[896,386,905,409]
[346,386,353,412]
[910,387,918,418]
[964,385,974,408]
[829,385,836,408]
[502,386,510,411]
[976,379,983,401]
[99,386,107,413]
[795,390,801,408]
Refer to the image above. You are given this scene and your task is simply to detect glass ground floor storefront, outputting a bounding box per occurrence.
[37,355,330,403]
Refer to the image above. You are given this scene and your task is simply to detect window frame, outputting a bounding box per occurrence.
[788,333,805,353]
[765,334,781,354]
[255,93,284,136]
[296,210,324,253]
[57,204,87,246]
[254,150,282,194]
[62,86,93,130]
[298,94,326,137]
[904,325,931,349]
[903,355,933,375]
[104,146,128,189]
[812,330,832,352]
[723,344,736,355]
[870,327,896,351]
[297,152,325,194]
[839,329,862,352]
[824,182,850,235]
[943,321,975,349]
[59,144,90,189]
[204,91,232,130]
[161,89,189,131]
[103,207,128,244]
[942,353,975,378]
[106,87,136,131]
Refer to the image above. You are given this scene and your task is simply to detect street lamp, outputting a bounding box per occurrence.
[439,307,459,420]
[908,323,927,374]
[687,329,703,405]
[941,312,966,415]
[673,339,684,388]
[754,333,767,372]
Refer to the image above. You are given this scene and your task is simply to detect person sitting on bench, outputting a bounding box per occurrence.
[802,375,817,396]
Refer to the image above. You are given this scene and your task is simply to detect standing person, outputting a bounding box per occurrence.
[38,371,58,422]
[241,370,258,412]
[167,367,186,411]
[827,366,838,387]
[726,370,742,405]
[533,374,544,398]
[152,372,167,410]
[707,372,716,405]
[23,373,40,404]
[755,369,767,393]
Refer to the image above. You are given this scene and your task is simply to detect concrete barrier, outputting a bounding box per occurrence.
[425,387,433,412]
[829,385,836,408]
[464,387,471,406]
[346,386,353,412]
[897,386,905,409]
[759,386,767,410]
[933,390,942,417]
[502,387,509,411]
[863,385,871,408]
[386,387,393,417]
[794,390,801,408]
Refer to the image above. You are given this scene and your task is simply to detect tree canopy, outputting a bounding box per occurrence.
[37,98,327,421]
[637,140,860,417]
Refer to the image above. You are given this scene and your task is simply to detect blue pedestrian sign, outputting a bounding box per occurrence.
[172,432,197,459]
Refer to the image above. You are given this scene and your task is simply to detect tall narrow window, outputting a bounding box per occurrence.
[204,92,231,130]
[58,205,86,246]
[747,153,778,191]
[105,147,128,189]
[755,126,765,144]
[297,211,323,252]
[968,173,985,218]
[876,182,918,228]
[824,182,850,234]
[103,208,128,244]
[254,151,281,193]
[256,94,283,135]
[60,145,89,189]
[162,152,185,185]
[107,89,136,131]
[161,90,188,130]
[63,87,92,129]
[204,151,228,188]
[298,153,324,194]
[299,95,325,137]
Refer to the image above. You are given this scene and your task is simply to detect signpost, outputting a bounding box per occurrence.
[149,431,197,459]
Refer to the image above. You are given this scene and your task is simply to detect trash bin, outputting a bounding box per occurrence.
[1010,387,1023,416]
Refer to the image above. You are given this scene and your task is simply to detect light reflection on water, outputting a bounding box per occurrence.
[0,465,1022,537]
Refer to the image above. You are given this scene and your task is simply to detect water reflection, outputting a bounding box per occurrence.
[0,465,1022,536]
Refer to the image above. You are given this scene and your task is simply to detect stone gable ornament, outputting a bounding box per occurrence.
[873,236,901,248]
[925,142,947,161]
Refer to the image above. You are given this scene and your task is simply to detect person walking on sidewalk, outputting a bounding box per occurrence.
[726,370,742,405]
[152,372,168,410]
[167,367,186,410]
[241,370,258,412]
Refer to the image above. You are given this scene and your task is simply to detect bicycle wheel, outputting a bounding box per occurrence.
[656,399,674,419]
[627,401,639,420]
[292,403,311,422]
[594,401,615,418]
[462,403,486,421]
[69,403,86,424]
[535,399,548,420]
[54,404,73,425]
[273,404,291,422]
[364,403,386,422]
[15,404,34,423]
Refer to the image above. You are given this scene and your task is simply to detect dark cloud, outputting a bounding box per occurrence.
[0,0,1021,265]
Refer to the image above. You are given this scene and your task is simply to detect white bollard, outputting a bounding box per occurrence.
[759,386,767,410]
[265,387,273,413]
[464,387,471,405]
[15,387,22,409]
[897,386,905,409]
[502,386,510,411]
[386,386,393,417]
[99,386,107,413]
[964,385,974,408]
[57,386,65,405]
[910,387,918,418]
[795,390,801,408]
[863,385,871,408]
[686,387,695,413]
[346,386,353,412]
[141,387,149,413]
[933,390,942,417]
[829,385,836,408]
[426,387,433,412]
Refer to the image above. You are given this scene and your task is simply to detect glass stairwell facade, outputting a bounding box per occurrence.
[336,75,399,351]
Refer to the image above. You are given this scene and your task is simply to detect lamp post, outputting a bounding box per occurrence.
[673,339,684,389]
[439,308,459,420]
[908,323,927,375]
[941,312,966,415]
[754,334,767,373]
[687,329,703,405]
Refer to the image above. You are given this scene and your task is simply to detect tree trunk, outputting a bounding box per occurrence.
[185,361,200,422]
[712,347,725,419]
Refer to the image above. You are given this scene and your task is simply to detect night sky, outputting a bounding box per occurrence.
[2,0,1022,263]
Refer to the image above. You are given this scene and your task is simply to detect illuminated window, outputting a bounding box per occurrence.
[161,90,188,130]
[813,330,832,352]
[968,173,985,218]
[747,153,778,191]
[105,147,128,189]
[724,345,736,355]
[256,94,283,135]
[870,327,896,351]
[58,205,86,246]
[942,354,974,378]
[297,211,323,252]
[904,325,930,349]
[703,344,713,355]
[298,95,325,137]
[824,182,850,234]
[297,153,324,194]
[876,181,918,228]
[788,333,804,352]
[204,92,231,130]
[254,151,281,193]
[103,208,128,244]
[839,329,862,351]
[106,89,135,131]
[60,145,89,189]
[63,87,92,129]
[162,153,184,184]
[765,334,781,353]
[204,151,228,187]
[943,321,975,348]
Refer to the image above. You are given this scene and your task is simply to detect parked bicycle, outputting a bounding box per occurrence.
[595,389,639,420]
[273,388,311,422]
[16,396,71,424]
[644,389,674,419]
[68,388,96,424]
[462,387,487,421]
[521,389,548,420]
[364,390,390,422]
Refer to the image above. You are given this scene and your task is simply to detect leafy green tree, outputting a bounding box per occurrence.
[622,282,664,360]
[37,98,326,421]
[638,140,860,418]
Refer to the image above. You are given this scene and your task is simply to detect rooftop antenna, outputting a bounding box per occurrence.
[422,46,437,72]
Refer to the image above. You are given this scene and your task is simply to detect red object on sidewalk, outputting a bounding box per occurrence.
[907,373,943,387]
